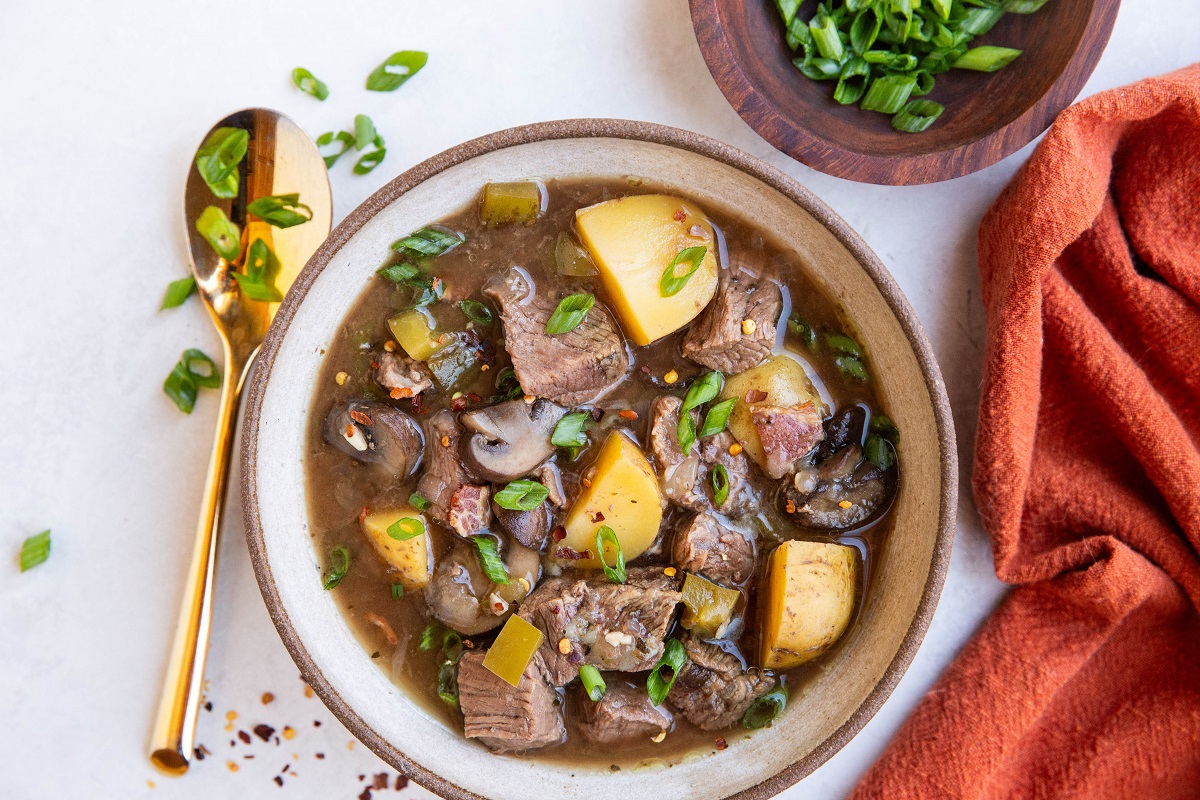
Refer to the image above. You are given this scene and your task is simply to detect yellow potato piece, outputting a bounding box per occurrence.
[758,540,859,669]
[360,507,434,591]
[558,431,664,568]
[575,194,719,346]
[721,355,824,472]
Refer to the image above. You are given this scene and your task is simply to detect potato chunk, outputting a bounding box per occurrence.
[721,355,826,473]
[575,194,719,346]
[758,540,858,669]
[558,431,664,567]
[360,507,434,591]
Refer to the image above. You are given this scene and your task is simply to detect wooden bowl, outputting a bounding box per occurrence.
[241,119,957,800]
[690,0,1120,184]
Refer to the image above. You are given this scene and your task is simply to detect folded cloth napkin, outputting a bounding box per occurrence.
[852,65,1200,800]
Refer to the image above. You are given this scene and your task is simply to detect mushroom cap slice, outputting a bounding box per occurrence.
[460,399,567,482]
[322,401,424,478]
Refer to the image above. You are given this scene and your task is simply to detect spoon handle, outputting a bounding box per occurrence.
[149,343,244,775]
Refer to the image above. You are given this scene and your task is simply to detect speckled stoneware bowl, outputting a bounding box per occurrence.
[241,119,956,800]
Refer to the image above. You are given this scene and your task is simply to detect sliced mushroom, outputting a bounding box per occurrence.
[425,536,540,635]
[492,501,550,550]
[322,401,423,478]
[781,442,895,532]
[460,399,567,482]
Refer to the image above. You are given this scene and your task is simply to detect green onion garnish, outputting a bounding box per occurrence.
[247,193,313,228]
[836,355,870,382]
[953,45,1023,72]
[595,525,626,584]
[493,480,549,511]
[377,262,443,308]
[494,367,523,400]
[544,293,595,335]
[233,239,284,302]
[869,413,900,443]
[194,127,248,199]
[19,530,51,572]
[580,665,607,702]
[390,583,405,599]
[195,206,241,262]
[834,58,871,105]
[787,313,818,350]
[458,299,494,325]
[353,114,377,151]
[443,630,464,664]
[861,73,917,114]
[409,493,432,512]
[353,140,386,175]
[809,12,844,61]
[322,546,350,590]
[864,433,895,471]
[551,411,590,449]
[892,99,944,133]
[316,131,354,169]
[393,226,465,258]
[677,409,697,454]
[417,622,440,651]
[711,464,730,507]
[366,51,429,92]
[1002,0,1050,11]
[697,398,736,439]
[387,517,425,541]
[682,371,723,412]
[959,6,1005,36]
[291,67,329,100]
[646,638,686,706]
[436,661,459,709]
[743,686,789,729]
[163,348,221,414]
[822,331,863,358]
[849,8,881,55]
[659,246,708,297]
[160,275,196,310]
[471,536,510,585]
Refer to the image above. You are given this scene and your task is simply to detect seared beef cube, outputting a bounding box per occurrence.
[576,682,673,743]
[751,402,825,479]
[667,634,775,731]
[698,431,758,515]
[681,267,781,375]
[484,267,629,406]
[519,567,682,685]
[448,484,491,537]
[671,512,755,587]
[373,349,434,399]
[649,396,708,512]
[458,650,564,753]
[416,410,471,524]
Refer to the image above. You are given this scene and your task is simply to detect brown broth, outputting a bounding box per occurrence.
[303,177,895,769]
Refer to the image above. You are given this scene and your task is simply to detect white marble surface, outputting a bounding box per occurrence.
[0,2,1194,798]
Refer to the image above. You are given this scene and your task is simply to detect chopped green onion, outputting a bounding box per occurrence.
[195,127,248,199]
[366,50,429,92]
[322,546,350,590]
[390,583,405,599]
[682,371,723,412]
[646,638,687,706]
[787,313,818,350]
[247,193,313,228]
[892,99,945,132]
[233,238,284,302]
[471,536,510,585]
[595,525,626,584]
[409,493,432,511]
[378,261,443,308]
[869,413,900,443]
[580,665,607,702]
[864,433,895,470]
[551,411,590,448]
[863,50,918,71]
[822,331,863,358]
[458,299,494,325]
[834,58,871,105]
[677,409,697,455]
[436,661,459,709]
[1002,0,1050,11]
[160,275,196,310]
[954,45,1022,72]
[443,630,464,664]
[836,356,870,382]
[19,530,51,572]
[809,12,844,61]
[774,0,801,26]
[493,480,549,511]
[353,114,376,151]
[711,464,730,506]
[743,686,789,729]
[353,142,386,175]
[393,226,465,258]
[885,0,914,43]
[959,6,1005,36]
[544,293,595,335]
[659,246,708,297]
[291,67,329,100]
[861,73,917,114]
[418,622,440,651]
[697,398,736,439]
[850,7,881,54]
[195,206,241,262]
[494,366,523,400]
[387,517,425,541]
[316,130,354,169]
[163,348,221,414]
[794,56,842,80]
[928,0,952,20]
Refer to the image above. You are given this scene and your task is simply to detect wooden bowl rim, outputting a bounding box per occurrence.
[240,118,958,800]
[688,0,1120,185]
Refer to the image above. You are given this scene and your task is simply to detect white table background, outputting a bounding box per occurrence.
[1,1,1194,798]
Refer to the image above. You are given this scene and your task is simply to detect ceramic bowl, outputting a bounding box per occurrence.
[241,119,956,800]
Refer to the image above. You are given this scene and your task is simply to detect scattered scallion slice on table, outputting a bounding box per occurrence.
[366,50,429,92]
[580,665,607,702]
[646,638,687,706]
[471,536,510,584]
[353,139,387,175]
[322,546,350,590]
[163,348,221,414]
[353,114,377,151]
[659,246,708,297]
[247,193,313,228]
[194,127,248,199]
[494,480,549,511]
[544,293,595,335]
[316,130,354,169]
[291,67,329,100]
[595,525,627,584]
[160,275,196,310]
[19,530,51,572]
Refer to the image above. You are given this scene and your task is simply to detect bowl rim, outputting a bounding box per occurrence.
[240,118,958,800]
[688,0,1121,185]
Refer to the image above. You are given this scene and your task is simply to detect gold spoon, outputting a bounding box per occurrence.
[149,108,331,775]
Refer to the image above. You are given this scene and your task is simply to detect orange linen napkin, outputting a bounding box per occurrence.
[852,65,1200,800]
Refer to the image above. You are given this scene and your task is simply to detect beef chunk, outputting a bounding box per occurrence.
[373,350,433,399]
[751,402,825,479]
[416,410,470,524]
[448,484,491,537]
[667,634,775,731]
[784,442,895,531]
[493,502,549,550]
[484,267,629,406]
[458,650,564,753]
[575,682,673,743]
[681,267,781,374]
[649,397,758,515]
[671,512,755,586]
[519,567,682,685]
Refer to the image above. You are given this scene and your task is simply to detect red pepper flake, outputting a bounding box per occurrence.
[389,387,413,400]
[243,754,255,760]
[715,737,728,751]
[590,408,604,422]
[551,525,567,542]
[555,546,591,560]
[359,507,369,523]
[282,764,290,773]
[204,701,213,712]
[640,365,652,374]
[673,207,687,222]
[373,773,390,790]
[273,776,284,787]
[313,720,322,727]
[358,789,373,800]
[315,752,325,759]
[589,511,605,523]
[396,775,409,789]
[369,360,380,370]
[193,744,211,761]
[349,409,373,426]
[253,724,276,742]
[237,730,252,745]
[618,409,638,420]
[467,392,483,403]
[410,393,425,414]
[261,692,274,705]
[745,389,768,404]
[450,396,468,412]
